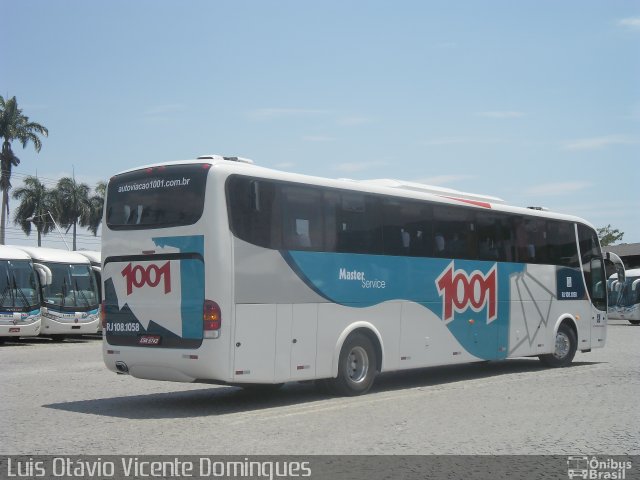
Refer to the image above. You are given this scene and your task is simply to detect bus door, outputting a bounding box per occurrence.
[578,226,607,348]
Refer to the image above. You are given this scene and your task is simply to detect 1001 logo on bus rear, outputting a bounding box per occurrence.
[121,262,172,295]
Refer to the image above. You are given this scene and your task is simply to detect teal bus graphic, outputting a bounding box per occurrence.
[284,251,525,360]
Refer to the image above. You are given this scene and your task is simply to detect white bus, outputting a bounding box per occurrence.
[77,250,102,300]
[78,250,103,333]
[608,268,640,325]
[102,155,614,395]
[0,245,43,344]
[13,247,100,341]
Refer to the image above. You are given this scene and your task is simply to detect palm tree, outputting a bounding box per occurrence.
[52,177,91,250]
[0,96,48,244]
[87,181,106,236]
[12,176,56,246]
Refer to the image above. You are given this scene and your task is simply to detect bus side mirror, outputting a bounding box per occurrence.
[617,266,626,284]
[33,263,53,286]
[91,266,102,274]
[604,251,625,284]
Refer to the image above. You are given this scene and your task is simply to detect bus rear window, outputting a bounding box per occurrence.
[106,164,210,229]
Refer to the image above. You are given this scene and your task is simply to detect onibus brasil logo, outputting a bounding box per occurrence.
[567,456,633,479]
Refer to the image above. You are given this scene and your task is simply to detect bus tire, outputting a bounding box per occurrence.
[629,320,640,325]
[327,333,377,396]
[49,335,66,343]
[539,323,577,368]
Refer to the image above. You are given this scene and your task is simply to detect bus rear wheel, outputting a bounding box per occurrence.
[539,323,577,367]
[326,333,377,396]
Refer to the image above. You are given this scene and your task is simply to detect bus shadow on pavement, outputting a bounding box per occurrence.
[42,358,602,420]
[0,336,100,348]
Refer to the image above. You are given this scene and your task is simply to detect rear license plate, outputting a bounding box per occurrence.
[138,335,161,346]
[9,328,20,333]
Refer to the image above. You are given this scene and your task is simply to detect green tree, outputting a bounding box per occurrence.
[52,177,91,250]
[12,176,56,246]
[87,181,106,236]
[0,96,48,244]
[597,224,624,246]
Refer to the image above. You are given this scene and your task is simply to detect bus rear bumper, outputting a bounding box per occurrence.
[103,340,231,383]
[129,365,196,382]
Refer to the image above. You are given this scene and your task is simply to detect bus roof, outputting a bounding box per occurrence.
[111,156,594,229]
[10,246,92,265]
[0,245,33,261]
[76,250,101,264]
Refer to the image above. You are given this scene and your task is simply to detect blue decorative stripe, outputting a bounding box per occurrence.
[152,235,205,340]
[283,250,526,360]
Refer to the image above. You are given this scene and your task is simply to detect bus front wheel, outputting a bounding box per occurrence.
[539,323,577,367]
[326,333,377,396]
[629,320,640,325]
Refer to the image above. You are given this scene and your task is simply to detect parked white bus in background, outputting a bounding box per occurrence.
[608,268,640,325]
[77,250,102,300]
[78,250,102,333]
[13,247,100,341]
[0,245,43,344]
[102,155,616,395]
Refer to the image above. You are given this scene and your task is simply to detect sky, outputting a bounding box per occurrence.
[3,0,639,249]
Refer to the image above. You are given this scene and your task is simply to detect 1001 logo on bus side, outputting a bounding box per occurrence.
[436,262,497,324]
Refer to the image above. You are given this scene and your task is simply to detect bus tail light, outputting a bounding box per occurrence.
[203,300,221,339]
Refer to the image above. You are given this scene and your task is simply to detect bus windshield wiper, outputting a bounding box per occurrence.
[0,271,16,307]
[11,273,31,307]
[61,276,68,307]
[0,277,13,307]
[74,279,90,306]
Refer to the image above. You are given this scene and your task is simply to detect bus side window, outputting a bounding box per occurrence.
[512,217,547,264]
[547,221,579,267]
[335,193,383,254]
[227,177,281,249]
[382,199,433,257]
[433,206,475,260]
[281,185,323,251]
[476,211,504,261]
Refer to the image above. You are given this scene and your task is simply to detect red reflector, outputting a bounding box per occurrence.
[203,300,221,331]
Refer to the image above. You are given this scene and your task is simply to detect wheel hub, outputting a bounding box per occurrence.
[347,346,369,383]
